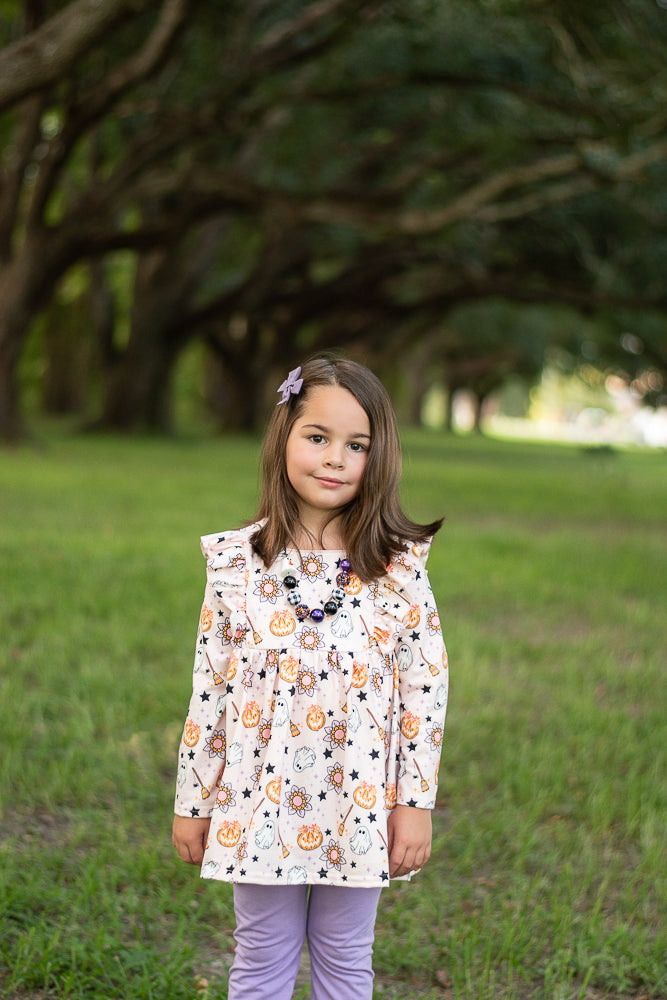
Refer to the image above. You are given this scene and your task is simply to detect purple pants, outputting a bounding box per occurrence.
[227,883,382,1000]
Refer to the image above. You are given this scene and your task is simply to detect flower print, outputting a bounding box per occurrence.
[285,784,312,818]
[320,838,346,871]
[205,729,226,759]
[293,626,325,651]
[228,554,246,570]
[325,762,345,794]
[426,723,444,752]
[296,667,317,696]
[324,719,347,750]
[265,649,279,674]
[216,618,233,645]
[299,553,328,581]
[256,718,272,747]
[426,606,441,634]
[215,782,236,813]
[254,573,283,605]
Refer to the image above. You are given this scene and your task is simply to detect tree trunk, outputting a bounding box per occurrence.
[0,234,66,441]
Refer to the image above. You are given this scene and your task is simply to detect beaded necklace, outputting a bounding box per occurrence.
[279,555,352,623]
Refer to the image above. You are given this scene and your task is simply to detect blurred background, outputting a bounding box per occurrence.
[1,0,666,446]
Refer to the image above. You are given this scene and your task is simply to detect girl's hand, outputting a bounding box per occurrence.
[172,815,211,865]
[387,804,432,878]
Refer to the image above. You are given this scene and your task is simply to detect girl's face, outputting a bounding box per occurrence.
[285,385,371,534]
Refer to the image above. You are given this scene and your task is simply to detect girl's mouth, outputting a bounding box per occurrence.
[315,476,345,487]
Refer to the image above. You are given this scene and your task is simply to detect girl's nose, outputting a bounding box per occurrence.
[324,446,344,468]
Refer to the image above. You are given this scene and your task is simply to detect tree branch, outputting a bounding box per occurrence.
[0,0,153,112]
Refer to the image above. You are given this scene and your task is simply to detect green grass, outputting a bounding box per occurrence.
[1,428,665,1000]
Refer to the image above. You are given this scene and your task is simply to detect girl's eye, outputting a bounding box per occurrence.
[309,434,325,444]
[349,442,367,453]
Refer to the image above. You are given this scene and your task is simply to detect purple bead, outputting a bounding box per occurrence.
[339,559,351,572]
[310,607,325,623]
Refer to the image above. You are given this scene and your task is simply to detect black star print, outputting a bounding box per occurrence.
[358,691,367,701]
[254,749,260,758]
[252,855,258,862]
[325,829,332,837]
[408,741,417,752]
[319,791,327,801]
[381,871,389,882]
[354,816,361,824]
[327,709,334,717]
[206,724,212,731]
[407,798,417,807]
[415,570,421,579]
[188,750,195,760]
[202,636,209,644]
[243,788,252,798]
[369,812,376,823]
[350,769,359,780]
[326,578,332,586]
[266,763,275,774]
[324,748,333,759]
[240,869,246,876]
[351,597,361,608]
[343,791,348,799]
[318,868,329,879]
[370,749,380,760]
[264,811,270,818]
[190,807,200,817]
[410,631,420,641]
[226,683,234,694]
[200,691,210,702]
[226,865,234,874]
[258,669,266,680]
[319,670,329,681]
[275,867,283,877]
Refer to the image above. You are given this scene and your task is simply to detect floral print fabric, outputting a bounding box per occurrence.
[175,523,448,887]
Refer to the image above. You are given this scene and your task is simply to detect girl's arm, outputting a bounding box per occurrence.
[387,804,432,877]
[172,815,212,865]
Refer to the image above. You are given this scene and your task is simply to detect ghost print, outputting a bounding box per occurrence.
[255,820,276,850]
[330,609,353,638]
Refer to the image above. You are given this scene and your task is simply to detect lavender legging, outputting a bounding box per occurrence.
[227,883,382,1000]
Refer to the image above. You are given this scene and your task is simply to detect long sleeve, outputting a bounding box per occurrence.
[385,542,448,809]
[174,530,248,818]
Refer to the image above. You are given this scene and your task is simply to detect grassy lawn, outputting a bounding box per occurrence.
[0,428,664,999]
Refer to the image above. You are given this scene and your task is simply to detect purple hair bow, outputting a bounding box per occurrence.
[276,366,304,404]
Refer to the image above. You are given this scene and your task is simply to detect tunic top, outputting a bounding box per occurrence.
[174,522,448,887]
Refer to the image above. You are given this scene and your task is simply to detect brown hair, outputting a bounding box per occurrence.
[250,354,443,581]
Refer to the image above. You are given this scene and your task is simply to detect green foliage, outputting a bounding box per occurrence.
[0,429,665,998]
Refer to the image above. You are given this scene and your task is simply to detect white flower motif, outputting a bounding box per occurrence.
[253,573,283,605]
[299,553,328,581]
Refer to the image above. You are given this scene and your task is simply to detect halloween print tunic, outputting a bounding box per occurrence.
[174,523,448,887]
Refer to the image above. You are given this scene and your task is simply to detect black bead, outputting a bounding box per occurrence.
[323,600,339,616]
[284,575,298,589]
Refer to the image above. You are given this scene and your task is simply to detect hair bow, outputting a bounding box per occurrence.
[276,366,304,404]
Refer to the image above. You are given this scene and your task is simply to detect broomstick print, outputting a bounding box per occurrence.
[248,797,265,831]
[245,613,263,645]
[420,646,440,676]
[192,768,210,799]
[205,652,226,686]
[366,709,386,744]
[338,805,353,835]
[415,760,429,792]
[278,829,290,857]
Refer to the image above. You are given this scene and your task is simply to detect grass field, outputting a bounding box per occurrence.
[0,427,665,1000]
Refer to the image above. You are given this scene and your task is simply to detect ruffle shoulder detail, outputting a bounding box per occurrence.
[200,524,259,624]
[375,538,433,630]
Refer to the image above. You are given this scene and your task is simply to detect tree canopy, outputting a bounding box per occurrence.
[0,0,665,439]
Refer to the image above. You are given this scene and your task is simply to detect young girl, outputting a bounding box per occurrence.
[173,356,448,1000]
